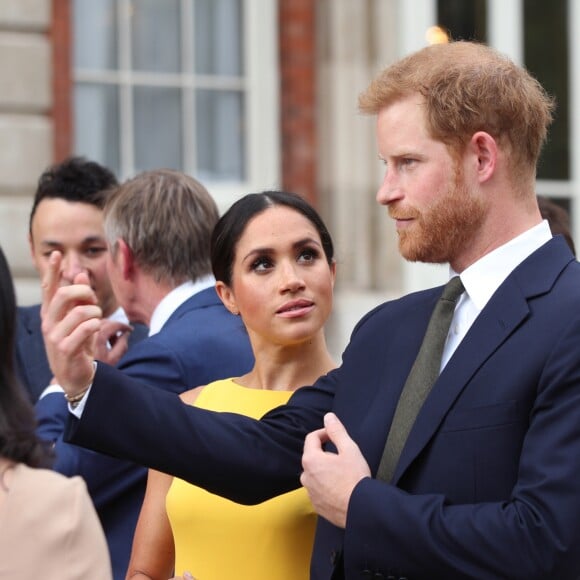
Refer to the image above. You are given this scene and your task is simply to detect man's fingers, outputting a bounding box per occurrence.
[323,412,357,453]
[99,320,133,338]
[58,318,102,354]
[73,271,91,286]
[40,251,62,318]
[303,427,329,452]
[42,287,101,336]
[44,304,103,346]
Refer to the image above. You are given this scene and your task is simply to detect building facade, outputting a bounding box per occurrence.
[0,0,576,356]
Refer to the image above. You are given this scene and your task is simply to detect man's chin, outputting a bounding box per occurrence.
[399,241,448,265]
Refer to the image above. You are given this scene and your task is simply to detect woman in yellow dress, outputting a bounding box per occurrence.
[126,191,337,580]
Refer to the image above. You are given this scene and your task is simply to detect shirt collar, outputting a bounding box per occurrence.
[451,220,552,312]
[107,306,129,325]
[149,275,216,336]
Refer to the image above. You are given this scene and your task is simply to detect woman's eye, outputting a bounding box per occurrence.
[251,257,272,272]
[298,248,319,263]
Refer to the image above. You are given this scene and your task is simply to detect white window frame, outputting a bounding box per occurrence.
[74,0,280,212]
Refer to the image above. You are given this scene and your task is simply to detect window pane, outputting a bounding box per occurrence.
[195,0,243,75]
[131,0,181,73]
[74,83,120,176]
[524,0,569,180]
[195,89,244,181]
[436,0,487,42]
[73,0,118,69]
[134,86,183,172]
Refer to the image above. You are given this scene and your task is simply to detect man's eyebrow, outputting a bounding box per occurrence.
[39,235,107,247]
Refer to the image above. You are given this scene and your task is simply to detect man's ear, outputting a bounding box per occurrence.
[215,281,239,316]
[116,239,135,280]
[469,131,497,183]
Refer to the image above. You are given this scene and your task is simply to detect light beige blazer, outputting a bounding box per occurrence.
[0,463,112,579]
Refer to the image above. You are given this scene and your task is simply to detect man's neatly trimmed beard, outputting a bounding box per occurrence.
[395,171,486,264]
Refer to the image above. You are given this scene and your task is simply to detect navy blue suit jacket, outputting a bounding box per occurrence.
[114,286,254,393]
[67,237,580,579]
[40,287,253,579]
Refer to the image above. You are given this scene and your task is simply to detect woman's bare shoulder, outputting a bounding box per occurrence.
[179,385,205,405]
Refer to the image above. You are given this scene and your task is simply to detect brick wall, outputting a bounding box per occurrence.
[278,0,317,205]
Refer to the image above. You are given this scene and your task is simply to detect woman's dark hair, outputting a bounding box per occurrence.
[211,191,335,287]
[0,246,49,467]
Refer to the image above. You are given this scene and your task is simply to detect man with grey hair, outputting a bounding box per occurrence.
[106,169,254,391]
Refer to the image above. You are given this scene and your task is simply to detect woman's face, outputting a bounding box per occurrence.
[217,205,335,348]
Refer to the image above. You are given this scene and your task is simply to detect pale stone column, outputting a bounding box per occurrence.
[317,0,403,358]
[0,0,52,305]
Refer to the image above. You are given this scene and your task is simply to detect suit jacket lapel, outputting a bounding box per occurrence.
[391,237,574,485]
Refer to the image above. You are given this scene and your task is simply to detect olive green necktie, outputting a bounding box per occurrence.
[376,276,465,482]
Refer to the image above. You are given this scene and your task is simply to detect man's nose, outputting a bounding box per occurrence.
[60,254,87,283]
[376,171,403,206]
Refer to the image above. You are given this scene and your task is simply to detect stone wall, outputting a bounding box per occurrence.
[0,0,53,305]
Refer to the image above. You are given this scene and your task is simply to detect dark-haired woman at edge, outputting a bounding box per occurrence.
[0,245,111,579]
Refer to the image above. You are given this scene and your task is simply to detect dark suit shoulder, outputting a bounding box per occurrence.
[17,303,42,335]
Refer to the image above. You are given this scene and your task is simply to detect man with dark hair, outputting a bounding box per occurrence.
[537,195,576,256]
[18,156,138,401]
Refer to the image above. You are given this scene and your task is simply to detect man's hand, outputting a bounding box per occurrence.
[300,412,371,528]
[95,319,133,365]
[41,251,101,397]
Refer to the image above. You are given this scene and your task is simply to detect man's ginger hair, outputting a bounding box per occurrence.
[359,41,555,183]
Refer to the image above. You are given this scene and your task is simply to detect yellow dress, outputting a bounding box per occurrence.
[166,378,316,580]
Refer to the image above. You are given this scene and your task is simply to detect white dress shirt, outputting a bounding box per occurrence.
[148,275,215,337]
[441,220,552,370]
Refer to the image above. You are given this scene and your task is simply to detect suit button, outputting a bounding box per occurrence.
[330,550,338,565]
[373,574,385,579]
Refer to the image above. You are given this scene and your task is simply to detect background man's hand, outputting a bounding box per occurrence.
[41,251,102,396]
[95,319,133,365]
[300,412,371,528]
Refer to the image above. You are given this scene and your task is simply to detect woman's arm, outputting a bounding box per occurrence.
[126,469,175,580]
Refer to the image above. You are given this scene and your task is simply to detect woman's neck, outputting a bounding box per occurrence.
[238,333,336,392]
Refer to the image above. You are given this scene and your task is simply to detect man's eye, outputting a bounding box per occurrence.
[86,247,106,256]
